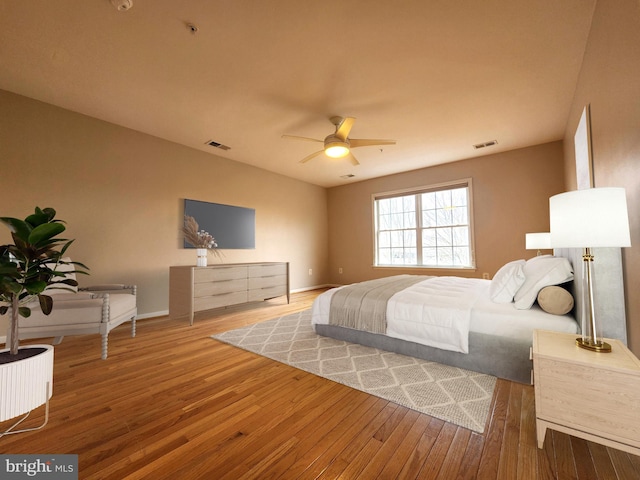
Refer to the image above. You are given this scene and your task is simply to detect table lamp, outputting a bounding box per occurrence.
[549,187,631,352]
[525,232,551,256]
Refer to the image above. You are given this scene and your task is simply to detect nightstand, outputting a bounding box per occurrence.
[533,329,640,455]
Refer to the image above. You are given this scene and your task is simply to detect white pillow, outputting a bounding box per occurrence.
[514,256,573,310]
[489,260,526,303]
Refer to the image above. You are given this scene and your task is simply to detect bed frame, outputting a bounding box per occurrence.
[315,248,627,384]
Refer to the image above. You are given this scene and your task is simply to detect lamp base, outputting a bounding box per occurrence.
[576,337,612,353]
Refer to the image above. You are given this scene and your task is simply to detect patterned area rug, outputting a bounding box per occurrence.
[211,310,496,433]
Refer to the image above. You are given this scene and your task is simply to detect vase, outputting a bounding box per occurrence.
[196,248,208,267]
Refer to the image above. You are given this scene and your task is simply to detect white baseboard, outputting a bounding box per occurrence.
[136,310,169,320]
[291,284,340,293]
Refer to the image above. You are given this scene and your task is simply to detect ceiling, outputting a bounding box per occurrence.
[0,1,596,188]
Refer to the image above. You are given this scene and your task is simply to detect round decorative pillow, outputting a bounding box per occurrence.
[537,286,574,315]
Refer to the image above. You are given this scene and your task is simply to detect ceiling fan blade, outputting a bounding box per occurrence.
[347,152,360,166]
[349,138,396,148]
[299,150,325,164]
[282,134,323,143]
[335,117,356,141]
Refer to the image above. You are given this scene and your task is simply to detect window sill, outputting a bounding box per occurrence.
[373,265,477,273]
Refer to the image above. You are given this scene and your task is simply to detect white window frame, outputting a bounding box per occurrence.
[372,178,476,269]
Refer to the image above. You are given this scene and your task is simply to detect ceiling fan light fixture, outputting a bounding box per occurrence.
[325,144,350,158]
[324,137,350,158]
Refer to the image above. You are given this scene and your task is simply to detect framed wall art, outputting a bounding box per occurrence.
[574,105,594,189]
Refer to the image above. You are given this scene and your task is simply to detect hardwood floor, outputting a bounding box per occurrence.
[2,289,639,479]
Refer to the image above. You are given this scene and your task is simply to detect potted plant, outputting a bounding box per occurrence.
[182,215,223,266]
[0,207,87,433]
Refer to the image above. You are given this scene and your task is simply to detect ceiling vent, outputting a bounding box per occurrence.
[205,140,231,151]
[473,140,498,149]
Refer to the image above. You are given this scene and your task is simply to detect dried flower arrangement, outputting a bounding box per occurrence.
[182,215,223,259]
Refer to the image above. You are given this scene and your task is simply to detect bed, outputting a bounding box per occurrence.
[312,249,627,384]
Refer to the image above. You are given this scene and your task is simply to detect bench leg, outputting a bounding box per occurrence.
[101,334,108,360]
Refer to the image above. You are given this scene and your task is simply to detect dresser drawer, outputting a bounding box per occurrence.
[194,266,247,283]
[194,291,248,311]
[248,263,287,278]
[248,274,287,290]
[194,278,247,297]
[248,285,288,302]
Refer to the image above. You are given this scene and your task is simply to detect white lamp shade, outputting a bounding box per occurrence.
[549,187,631,248]
[526,232,551,250]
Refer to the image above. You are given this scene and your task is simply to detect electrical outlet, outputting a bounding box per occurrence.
[308,268,313,276]
[482,273,490,279]
[339,267,343,274]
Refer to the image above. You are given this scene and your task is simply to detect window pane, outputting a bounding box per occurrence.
[436,228,452,247]
[423,247,437,265]
[404,212,416,228]
[404,230,416,247]
[391,230,403,247]
[379,213,391,230]
[422,209,436,227]
[453,247,470,266]
[437,247,453,265]
[452,226,469,246]
[436,208,452,226]
[451,206,467,225]
[422,229,436,247]
[378,231,390,248]
[451,188,467,206]
[422,192,436,209]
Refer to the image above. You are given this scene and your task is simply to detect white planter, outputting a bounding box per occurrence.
[0,344,54,422]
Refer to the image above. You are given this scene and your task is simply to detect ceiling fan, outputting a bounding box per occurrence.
[282,116,396,166]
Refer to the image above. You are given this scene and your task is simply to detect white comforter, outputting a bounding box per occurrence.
[311,276,579,354]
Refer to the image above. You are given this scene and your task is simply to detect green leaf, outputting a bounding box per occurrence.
[18,306,32,317]
[0,217,32,242]
[28,222,66,245]
[24,280,48,294]
[25,207,56,227]
[39,295,53,315]
[0,305,7,315]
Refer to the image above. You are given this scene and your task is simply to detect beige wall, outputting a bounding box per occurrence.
[327,142,566,285]
[0,90,329,319]
[562,0,640,353]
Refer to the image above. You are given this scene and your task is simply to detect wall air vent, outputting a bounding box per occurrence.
[473,140,498,149]
[205,140,231,151]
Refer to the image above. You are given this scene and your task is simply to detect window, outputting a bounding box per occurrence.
[374,179,475,268]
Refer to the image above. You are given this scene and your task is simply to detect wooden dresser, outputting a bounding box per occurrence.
[533,329,640,455]
[169,262,289,325]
